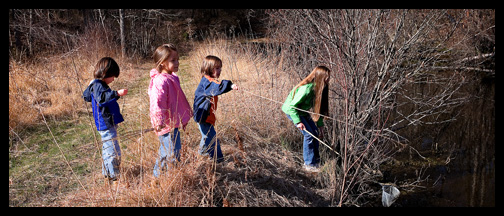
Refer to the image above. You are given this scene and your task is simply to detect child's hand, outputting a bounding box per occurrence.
[296,122,306,131]
[231,84,239,90]
[118,89,128,96]
[155,124,165,132]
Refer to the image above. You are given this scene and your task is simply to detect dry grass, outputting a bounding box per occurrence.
[89,37,332,207]
[9,25,133,135]
[10,34,338,206]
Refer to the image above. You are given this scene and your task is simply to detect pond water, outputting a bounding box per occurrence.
[432,78,494,207]
[393,140,495,207]
[382,77,495,207]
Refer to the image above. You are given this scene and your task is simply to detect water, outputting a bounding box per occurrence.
[383,76,495,207]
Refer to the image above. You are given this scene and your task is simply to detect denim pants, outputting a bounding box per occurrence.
[197,122,224,163]
[286,114,320,166]
[98,125,121,180]
[153,128,181,177]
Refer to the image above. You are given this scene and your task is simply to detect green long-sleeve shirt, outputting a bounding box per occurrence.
[281,83,324,127]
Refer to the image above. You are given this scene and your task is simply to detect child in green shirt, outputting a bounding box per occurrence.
[282,66,330,172]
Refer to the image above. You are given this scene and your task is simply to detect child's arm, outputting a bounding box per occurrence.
[96,88,128,107]
[83,81,127,105]
[93,83,120,105]
[287,86,310,127]
[203,80,234,97]
[149,78,169,130]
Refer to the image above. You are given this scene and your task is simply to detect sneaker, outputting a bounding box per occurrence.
[110,180,119,190]
[303,164,320,173]
[109,179,127,193]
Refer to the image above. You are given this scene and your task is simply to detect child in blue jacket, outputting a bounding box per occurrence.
[83,57,128,184]
[193,55,238,163]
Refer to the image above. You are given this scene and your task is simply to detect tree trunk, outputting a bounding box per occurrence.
[119,9,126,58]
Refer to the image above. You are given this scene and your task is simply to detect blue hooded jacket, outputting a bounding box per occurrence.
[82,79,124,131]
[193,76,233,123]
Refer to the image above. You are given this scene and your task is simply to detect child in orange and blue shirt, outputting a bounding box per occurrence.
[193,55,238,163]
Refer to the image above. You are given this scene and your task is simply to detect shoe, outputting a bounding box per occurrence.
[106,176,124,191]
[110,180,119,190]
[109,179,128,193]
[303,164,320,173]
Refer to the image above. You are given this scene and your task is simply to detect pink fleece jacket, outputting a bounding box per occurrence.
[148,69,193,136]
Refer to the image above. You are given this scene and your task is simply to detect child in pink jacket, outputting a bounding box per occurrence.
[148,44,192,177]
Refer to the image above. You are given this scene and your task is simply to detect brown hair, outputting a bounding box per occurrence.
[94,57,120,79]
[200,55,222,77]
[292,66,330,122]
[152,44,177,73]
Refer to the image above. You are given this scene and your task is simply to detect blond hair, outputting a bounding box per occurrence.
[152,44,177,73]
[292,66,330,122]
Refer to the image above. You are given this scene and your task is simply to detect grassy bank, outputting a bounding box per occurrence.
[9,38,335,206]
[9,56,152,206]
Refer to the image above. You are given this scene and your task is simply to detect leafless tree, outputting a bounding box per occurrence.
[267,9,494,206]
[119,9,126,58]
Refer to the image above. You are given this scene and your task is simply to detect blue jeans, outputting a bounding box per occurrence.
[197,122,223,163]
[98,125,121,180]
[153,128,181,177]
[286,114,320,166]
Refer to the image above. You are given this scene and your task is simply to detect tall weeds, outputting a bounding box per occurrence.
[9,25,145,206]
[10,9,494,207]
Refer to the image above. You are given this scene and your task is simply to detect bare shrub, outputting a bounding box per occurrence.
[10,9,493,207]
[266,9,494,206]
